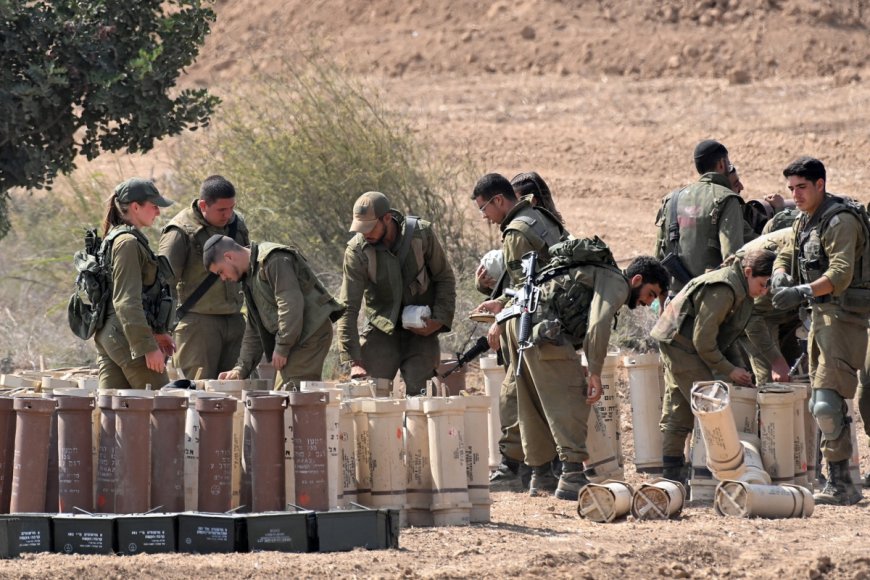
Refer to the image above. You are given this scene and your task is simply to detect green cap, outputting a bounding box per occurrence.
[114,178,173,207]
[349,191,390,234]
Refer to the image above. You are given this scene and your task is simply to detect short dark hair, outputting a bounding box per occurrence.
[200,175,236,205]
[782,156,826,184]
[624,256,670,295]
[202,234,243,268]
[472,173,517,202]
[742,248,777,277]
[693,140,729,174]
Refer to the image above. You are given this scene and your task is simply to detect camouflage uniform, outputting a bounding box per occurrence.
[232,242,344,388]
[159,200,250,379]
[655,172,747,293]
[337,211,456,394]
[95,227,172,390]
[775,195,870,464]
[497,198,567,462]
[652,258,755,457]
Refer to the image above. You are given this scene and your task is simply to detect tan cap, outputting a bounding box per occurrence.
[114,178,173,207]
[349,191,390,234]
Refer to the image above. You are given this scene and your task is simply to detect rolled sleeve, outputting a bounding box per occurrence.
[823,212,862,295]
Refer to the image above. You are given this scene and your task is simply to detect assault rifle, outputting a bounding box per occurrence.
[438,336,491,379]
[495,251,540,376]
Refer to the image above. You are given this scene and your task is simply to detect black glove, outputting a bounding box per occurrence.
[770,271,794,291]
[772,284,812,310]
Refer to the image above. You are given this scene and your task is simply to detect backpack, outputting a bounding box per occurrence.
[68,228,112,340]
[534,236,626,345]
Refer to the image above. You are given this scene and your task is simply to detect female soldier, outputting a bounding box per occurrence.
[95,178,175,390]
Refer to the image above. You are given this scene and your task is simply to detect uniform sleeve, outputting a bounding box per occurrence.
[337,245,368,363]
[112,236,158,359]
[743,308,782,365]
[502,230,537,286]
[582,269,630,376]
[265,254,305,358]
[654,197,668,260]
[424,229,456,330]
[717,196,746,261]
[773,229,796,274]
[157,227,188,289]
[822,212,863,294]
[234,310,264,379]
[691,284,738,376]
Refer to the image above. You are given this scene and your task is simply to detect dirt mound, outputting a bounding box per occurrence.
[187,0,868,86]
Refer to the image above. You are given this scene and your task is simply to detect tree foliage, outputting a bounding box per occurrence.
[0,0,219,238]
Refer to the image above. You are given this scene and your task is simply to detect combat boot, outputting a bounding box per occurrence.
[554,462,590,502]
[489,455,519,483]
[863,472,870,489]
[814,460,863,506]
[662,456,688,487]
[528,463,558,496]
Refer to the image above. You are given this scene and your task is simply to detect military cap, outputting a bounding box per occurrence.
[114,177,173,207]
[349,191,391,234]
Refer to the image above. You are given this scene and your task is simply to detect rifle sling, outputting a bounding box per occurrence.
[176,217,239,321]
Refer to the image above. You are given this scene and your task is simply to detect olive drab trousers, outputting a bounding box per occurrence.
[506,318,588,467]
[498,343,525,463]
[272,319,334,390]
[658,342,715,458]
[95,314,169,390]
[359,324,441,395]
[173,312,246,380]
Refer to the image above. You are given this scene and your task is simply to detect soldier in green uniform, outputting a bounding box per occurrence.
[487,252,669,500]
[655,140,750,294]
[772,156,870,505]
[159,175,250,379]
[652,248,777,484]
[336,192,456,394]
[202,235,344,387]
[471,173,569,492]
[95,178,176,390]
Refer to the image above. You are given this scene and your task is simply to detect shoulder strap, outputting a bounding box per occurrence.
[398,216,418,264]
[176,218,239,322]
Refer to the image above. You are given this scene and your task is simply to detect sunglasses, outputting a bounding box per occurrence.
[478,194,502,213]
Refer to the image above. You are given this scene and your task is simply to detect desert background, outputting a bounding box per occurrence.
[1,0,870,577]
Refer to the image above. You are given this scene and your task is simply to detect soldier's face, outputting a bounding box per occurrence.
[200,197,236,228]
[627,279,662,309]
[787,176,825,214]
[363,216,388,245]
[475,194,506,225]
[747,274,771,298]
[209,254,245,282]
[129,201,161,228]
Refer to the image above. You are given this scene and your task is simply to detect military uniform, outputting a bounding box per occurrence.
[497,197,567,462]
[337,211,455,393]
[95,227,173,390]
[774,195,870,464]
[508,263,628,469]
[655,172,747,293]
[740,229,802,384]
[232,242,344,388]
[159,201,250,379]
[652,258,754,459]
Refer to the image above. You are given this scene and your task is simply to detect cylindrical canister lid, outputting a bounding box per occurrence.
[153,394,190,411]
[690,381,732,413]
[288,391,328,406]
[245,393,287,411]
[54,394,95,411]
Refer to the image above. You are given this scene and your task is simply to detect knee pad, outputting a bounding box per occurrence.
[809,389,846,442]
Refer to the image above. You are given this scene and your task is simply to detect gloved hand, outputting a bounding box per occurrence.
[770,271,794,291]
[772,284,812,310]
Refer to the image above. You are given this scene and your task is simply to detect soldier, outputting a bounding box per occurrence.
[471,173,569,491]
[771,156,870,506]
[203,235,344,387]
[159,175,250,379]
[652,248,777,484]
[655,140,750,294]
[94,178,176,390]
[486,250,669,500]
[336,192,456,394]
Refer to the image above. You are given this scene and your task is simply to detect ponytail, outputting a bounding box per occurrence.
[101,193,130,237]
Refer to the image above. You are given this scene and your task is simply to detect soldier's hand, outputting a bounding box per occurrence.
[486,321,502,351]
[474,299,504,315]
[772,284,812,310]
[407,318,443,337]
[770,357,791,383]
[219,369,241,380]
[145,349,166,374]
[728,367,753,386]
[765,193,785,212]
[154,333,176,357]
[770,271,794,291]
[271,352,288,371]
[586,374,603,404]
[476,264,496,290]
[350,360,368,379]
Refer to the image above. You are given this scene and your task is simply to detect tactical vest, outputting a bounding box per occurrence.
[105,225,176,334]
[501,197,568,281]
[163,202,249,315]
[762,207,801,235]
[651,258,752,354]
[350,212,436,335]
[246,243,344,350]
[655,173,744,281]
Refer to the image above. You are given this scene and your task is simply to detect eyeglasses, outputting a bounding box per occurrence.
[478,195,502,213]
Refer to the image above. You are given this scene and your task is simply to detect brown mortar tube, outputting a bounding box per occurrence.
[288,391,329,511]
[240,391,273,512]
[247,393,287,512]
[113,395,154,514]
[151,394,189,513]
[0,397,15,513]
[44,401,59,513]
[55,394,95,513]
[10,397,57,513]
[95,394,116,513]
[196,396,238,513]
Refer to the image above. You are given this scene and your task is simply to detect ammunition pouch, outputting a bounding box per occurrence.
[837,287,870,314]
